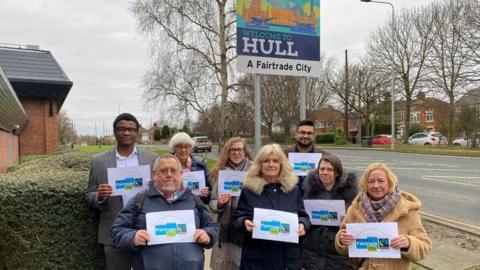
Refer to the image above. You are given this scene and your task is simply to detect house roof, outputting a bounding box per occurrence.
[0,67,27,133]
[457,88,480,107]
[0,45,73,110]
[395,96,448,112]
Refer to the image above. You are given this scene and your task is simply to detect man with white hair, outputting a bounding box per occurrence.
[111,154,217,270]
[169,132,211,204]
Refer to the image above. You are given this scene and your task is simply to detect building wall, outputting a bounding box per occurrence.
[0,130,19,173]
[19,97,58,156]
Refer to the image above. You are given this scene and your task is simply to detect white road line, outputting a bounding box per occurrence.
[421,176,480,188]
[345,167,480,172]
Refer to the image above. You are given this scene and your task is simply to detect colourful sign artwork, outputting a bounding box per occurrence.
[311,210,338,221]
[155,222,188,237]
[356,236,390,252]
[293,161,316,173]
[260,220,291,235]
[236,0,321,76]
[223,180,243,192]
[115,177,143,190]
[187,181,200,191]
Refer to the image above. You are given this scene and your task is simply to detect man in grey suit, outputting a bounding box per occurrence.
[86,113,158,270]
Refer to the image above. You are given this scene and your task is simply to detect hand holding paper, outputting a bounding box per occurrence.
[194,229,211,245]
[134,230,150,247]
[391,234,410,249]
[338,229,355,245]
[244,219,255,232]
[97,184,113,200]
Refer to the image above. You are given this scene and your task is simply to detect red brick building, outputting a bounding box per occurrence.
[0,44,72,171]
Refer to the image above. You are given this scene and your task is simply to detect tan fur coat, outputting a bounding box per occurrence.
[335,191,432,270]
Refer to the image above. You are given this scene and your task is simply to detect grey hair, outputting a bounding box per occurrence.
[168,132,195,151]
[153,154,182,172]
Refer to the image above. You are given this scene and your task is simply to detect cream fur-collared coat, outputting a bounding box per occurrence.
[335,191,432,270]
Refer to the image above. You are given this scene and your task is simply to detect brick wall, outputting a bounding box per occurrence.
[0,130,19,173]
[19,97,59,156]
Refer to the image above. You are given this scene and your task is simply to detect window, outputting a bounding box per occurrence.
[410,113,419,123]
[426,112,433,122]
[315,121,325,128]
[49,100,54,117]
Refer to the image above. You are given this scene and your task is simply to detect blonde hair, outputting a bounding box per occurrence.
[168,132,195,151]
[210,137,253,184]
[358,162,398,193]
[246,143,295,181]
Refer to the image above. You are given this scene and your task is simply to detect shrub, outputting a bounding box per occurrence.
[0,152,104,269]
[315,133,335,144]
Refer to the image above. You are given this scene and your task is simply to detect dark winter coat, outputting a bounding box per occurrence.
[232,172,311,270]
[111,184,218,270]
[302,170,358,270]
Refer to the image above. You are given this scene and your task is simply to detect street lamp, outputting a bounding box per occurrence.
[361,0,396,149]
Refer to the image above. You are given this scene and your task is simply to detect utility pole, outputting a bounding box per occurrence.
[344,49,350,140]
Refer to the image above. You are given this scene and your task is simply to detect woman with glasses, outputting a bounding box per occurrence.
[209,137,254,270]
[169,132,211,204]
[233,144,310,270]
[336,163,431,270]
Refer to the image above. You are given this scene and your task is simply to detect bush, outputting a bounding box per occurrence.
[0,152,104,269]
[315,133,335,144]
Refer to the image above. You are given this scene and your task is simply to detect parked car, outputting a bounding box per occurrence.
[427,132,447,144]
[192,136,212,153]
[409,132,440,145]
[453,133,480,147]
[372,134,393,145]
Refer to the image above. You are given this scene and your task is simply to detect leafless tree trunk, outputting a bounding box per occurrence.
[427,0,477,144]
[368,6,433,143]
[130,0,235,144]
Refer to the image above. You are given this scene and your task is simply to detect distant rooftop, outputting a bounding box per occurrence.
[0,43,73,110]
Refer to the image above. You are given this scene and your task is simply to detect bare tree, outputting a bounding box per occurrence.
[57,111,76,145]
[427,0,477,144]
[368,6,434,143]
[131,0,236,144]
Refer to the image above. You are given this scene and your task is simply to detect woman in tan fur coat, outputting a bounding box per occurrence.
[335,162,431,270]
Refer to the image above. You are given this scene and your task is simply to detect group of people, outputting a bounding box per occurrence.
[86,114,432,270]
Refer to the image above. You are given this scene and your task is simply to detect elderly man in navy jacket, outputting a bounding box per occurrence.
[111,155,217,270]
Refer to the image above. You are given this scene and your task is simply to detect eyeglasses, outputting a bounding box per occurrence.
[175,144,191,150]
[297,130,314,136]
[116,127,138,133]
[158,168,179,175]
[229,148,245,154]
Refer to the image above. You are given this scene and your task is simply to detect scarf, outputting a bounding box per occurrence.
[154,181,190,203]
[181,156,192,173]
[361,186,401,223]
[226,158,249,171]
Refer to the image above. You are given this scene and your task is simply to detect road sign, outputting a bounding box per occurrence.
[236,0,321,77]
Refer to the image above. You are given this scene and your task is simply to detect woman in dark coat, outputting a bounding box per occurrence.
[233,144,311,270]
[302,154,357,270]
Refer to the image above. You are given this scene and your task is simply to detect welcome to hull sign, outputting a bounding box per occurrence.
[236,0,321,77]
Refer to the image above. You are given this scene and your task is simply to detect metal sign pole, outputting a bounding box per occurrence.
[300,77,306,121]
[255,74,261,154]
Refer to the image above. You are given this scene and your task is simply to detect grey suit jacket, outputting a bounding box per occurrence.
[86,147,159,245]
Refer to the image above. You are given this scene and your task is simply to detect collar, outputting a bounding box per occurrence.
[115,146,138,159]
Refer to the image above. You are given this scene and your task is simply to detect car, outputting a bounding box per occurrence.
[427,132,447,144]
[192,136,212,153]
[372,134,393,145]
[408,132,440,145]
[453,133,480,147]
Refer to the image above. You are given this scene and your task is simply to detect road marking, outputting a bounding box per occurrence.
[421,176,480,187]
[346,167,480,172]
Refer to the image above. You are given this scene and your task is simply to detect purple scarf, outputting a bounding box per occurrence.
[361,186,401,223]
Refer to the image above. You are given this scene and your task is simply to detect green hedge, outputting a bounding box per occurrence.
[315,133,335,144]
[0,152,104,269]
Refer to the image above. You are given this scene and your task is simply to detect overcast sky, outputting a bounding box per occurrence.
[0,0,435,135]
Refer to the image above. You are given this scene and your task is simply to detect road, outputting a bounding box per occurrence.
[144,145,480,226]
[325,148,480,226]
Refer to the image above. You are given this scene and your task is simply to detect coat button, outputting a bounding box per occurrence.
[273,189,277,192]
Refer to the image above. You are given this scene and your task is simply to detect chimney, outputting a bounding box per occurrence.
[416,92,426,100]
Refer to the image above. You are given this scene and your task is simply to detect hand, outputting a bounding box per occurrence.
[97,184,113,200]
[297,223,305,236]
[340,215,345,223]
[217,194,232,209]
[391,235,410,249]
[339,230,355,245]
[133,230,150,247]
[198,187,209,198]
[244,219,255,232]
[194,229,211,245]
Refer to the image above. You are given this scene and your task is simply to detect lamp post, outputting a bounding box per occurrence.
[361,0,396,149]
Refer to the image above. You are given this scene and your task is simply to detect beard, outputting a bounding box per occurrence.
[297,139,313,148]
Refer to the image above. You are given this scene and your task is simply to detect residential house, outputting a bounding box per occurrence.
[395,92,449,136]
